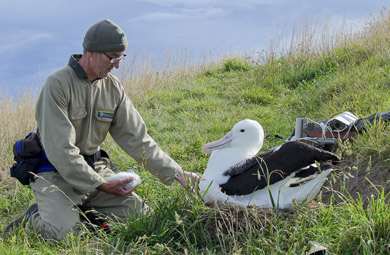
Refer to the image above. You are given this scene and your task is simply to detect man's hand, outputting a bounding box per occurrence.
[97,177,139,196]
[175,171,200,190]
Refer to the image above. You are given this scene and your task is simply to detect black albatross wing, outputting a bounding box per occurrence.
[220,141,340,195]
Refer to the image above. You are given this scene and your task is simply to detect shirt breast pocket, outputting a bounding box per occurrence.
[69,107,87,130]
[93,110,115,142]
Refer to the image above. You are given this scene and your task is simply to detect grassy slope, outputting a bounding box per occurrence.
[1,11,390,255]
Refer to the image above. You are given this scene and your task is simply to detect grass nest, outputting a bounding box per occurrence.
[198,201,296,237]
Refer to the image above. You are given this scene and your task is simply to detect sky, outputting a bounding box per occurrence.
[0,0,388,97]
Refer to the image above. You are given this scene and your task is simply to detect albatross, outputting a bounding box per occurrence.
[199,119,340,209]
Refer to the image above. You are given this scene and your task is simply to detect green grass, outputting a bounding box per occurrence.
[2,10,390,254]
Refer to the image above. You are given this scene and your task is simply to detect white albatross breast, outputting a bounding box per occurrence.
[199,119,340,209]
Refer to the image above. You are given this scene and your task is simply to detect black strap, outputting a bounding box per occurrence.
[83,150,117,172]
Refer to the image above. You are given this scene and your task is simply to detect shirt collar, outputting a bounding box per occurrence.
[68,54,109,83]
[68,54,88,79]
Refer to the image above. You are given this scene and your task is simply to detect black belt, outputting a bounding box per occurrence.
[83,150,116,172]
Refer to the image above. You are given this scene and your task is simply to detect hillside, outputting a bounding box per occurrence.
[1,9,390,255]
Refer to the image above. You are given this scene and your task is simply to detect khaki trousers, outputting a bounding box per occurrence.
[29,158,147,241]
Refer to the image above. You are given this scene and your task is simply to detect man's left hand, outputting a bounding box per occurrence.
[175,171,200,191]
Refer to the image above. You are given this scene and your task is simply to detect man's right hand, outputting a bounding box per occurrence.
[97,177,138,196]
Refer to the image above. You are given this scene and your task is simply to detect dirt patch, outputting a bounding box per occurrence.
[322,154,390,206]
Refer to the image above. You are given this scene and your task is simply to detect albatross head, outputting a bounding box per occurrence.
[201,119,264,184]
[203,119,264,157]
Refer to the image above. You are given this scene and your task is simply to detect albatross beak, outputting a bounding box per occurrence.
[203,131,233,154]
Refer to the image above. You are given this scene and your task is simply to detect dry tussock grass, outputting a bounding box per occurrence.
[0,91,37,181]
[116,48,228,105]
[264,7,390,65]
[364,8,390,41]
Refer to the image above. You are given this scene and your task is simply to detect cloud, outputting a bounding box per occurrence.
[129,7,226,22]
[0,30,52,54]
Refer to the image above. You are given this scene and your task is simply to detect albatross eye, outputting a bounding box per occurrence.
[240,129,245,132]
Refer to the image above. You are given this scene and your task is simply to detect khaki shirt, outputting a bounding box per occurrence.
[35,55,181,194]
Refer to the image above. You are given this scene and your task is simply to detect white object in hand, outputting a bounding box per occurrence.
[108,169,142,190]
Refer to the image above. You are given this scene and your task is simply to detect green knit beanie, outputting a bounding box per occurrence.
[83,19,128,52]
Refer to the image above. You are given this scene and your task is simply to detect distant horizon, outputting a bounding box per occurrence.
[0,0,387,98]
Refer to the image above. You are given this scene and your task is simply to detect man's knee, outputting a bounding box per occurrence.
[30,208,81,241]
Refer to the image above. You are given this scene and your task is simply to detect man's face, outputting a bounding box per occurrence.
[93,51,126,78]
